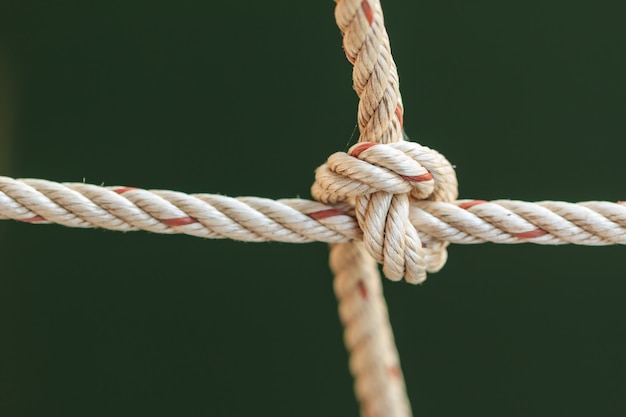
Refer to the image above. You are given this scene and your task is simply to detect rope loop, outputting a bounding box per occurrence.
[312,140,458,284]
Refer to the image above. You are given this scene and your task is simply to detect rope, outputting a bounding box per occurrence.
[313,139,458,284]
[2,0,623,415]
[2,176,625,248]
[331,1,416,415]
[330,242,412,417]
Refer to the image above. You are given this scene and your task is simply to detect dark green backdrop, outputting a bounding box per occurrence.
[1,1,625,416]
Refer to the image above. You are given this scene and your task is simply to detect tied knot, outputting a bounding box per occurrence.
[312,141,458,284]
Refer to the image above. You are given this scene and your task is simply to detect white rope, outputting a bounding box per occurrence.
[332,0,416,413]
[330,242,412,417]
[3,177,624,247]
[313,138,458,284]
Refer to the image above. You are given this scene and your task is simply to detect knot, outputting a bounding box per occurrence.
[312,141,458,284]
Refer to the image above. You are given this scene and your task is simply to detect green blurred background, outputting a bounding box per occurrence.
[1,1,625,416]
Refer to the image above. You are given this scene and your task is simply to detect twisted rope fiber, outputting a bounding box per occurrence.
[2,0,623,416]
[328,1,461,294]
[328,1,417,414]
[3,175,625,247]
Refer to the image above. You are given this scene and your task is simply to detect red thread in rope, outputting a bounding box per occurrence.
[388,365,402,379]
[308,208,347,220]
[114,187,138,194]
[345,51,356,64]
[395,105,403,128]
[161,217,198,227]
[357,279,369,299]
[350,142,378,158]
[361,0,374,25]
[401,173,433,182]
[458,200,487,210]
[21,215,45,223]
[513,229,548,239]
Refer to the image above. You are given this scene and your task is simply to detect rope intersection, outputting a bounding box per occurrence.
[2,0,621,416]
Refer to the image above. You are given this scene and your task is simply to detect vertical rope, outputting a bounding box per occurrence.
[335,0,404,145]
[331,1,412,416]
[330,243,412,417]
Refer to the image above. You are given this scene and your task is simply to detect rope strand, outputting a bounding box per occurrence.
[3,176,624,247]
[333,0,415,414]
[330,242,412,417]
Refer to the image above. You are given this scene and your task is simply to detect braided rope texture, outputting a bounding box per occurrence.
[330,242,412,417]
[330,1,416,415]
[326,0,459,286]
[2,176,626,247]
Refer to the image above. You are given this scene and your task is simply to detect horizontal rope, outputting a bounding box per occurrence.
[1,176,625,246]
